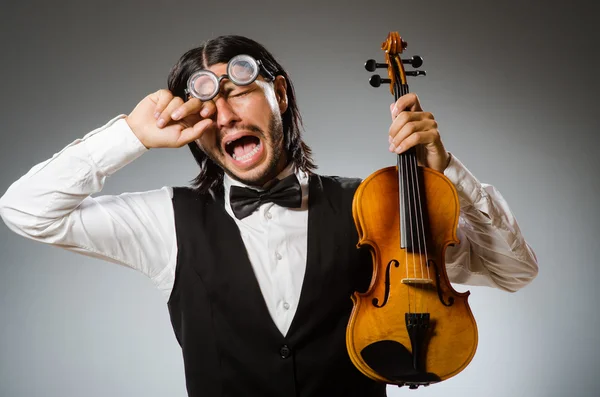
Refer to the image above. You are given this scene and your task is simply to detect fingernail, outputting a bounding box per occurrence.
[394,145,404,153]
[171,110,181,120]
[154,112,160,119]
[388,136,392,143]
[388,143,395,151]
[157,118,165,128]
[200,108,210,117]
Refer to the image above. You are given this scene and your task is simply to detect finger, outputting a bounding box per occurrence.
[176,119,214,147]
[153,89,174,119]
[172,98,218,121]
[198,100,216,119]
[391,93,423,119]
[389,120,437,153]
[156,97,185,128]
[388,111,428,141]
[170,97,202,121]
[178,112,203,131]
[392,129,429,154]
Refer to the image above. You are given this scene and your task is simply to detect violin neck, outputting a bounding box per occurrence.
[394,84,429,252]
[394,83,410,102]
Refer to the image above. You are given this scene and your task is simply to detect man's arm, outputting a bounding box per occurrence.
[0,116,177,297]
[443,154,538,292]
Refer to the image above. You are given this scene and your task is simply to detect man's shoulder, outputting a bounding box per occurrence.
[313,174,363,196]
[170,186,222,204]
[316,174,362,188]
[171,186,198,198]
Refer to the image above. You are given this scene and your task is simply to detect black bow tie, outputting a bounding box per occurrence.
[229,174,303,220]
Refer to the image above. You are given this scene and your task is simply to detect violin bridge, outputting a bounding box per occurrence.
[401,278,434,285]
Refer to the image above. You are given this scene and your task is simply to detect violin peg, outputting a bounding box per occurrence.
[402,56,423,68]
[369,75,392,87]
[406,70,426,77]
[365,59,388,72]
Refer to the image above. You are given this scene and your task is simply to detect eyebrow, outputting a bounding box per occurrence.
[217,80,236,96]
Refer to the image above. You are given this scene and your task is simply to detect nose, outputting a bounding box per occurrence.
[213,97,241,129]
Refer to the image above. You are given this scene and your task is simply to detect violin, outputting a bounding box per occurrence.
[346,32,478,389]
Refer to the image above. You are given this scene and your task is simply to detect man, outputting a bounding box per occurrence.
[0,35,538,396]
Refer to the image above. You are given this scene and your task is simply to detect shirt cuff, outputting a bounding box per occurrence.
[443,153,485,208]
[82,115,149,177]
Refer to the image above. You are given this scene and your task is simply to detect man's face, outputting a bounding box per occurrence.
[194,62,289,187]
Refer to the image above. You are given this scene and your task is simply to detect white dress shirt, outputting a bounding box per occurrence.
[0,115,538,336]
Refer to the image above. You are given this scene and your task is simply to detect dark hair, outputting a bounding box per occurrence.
[167,35,316,193]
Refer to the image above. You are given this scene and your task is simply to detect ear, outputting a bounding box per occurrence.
[273,75,288,114]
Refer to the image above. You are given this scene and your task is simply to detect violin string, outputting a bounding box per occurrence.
[397,105,409,314]
[399,151,411,314]
[401,84,424,313]
[413,149,430,283]
[406,144,417,313]
[408,153,417,308]
[400,81,419,314]
[404,80,430,315]
[402,81,428,314]
[396,81,412,315]
[411,146,429,314]
[398,146,410,314]
[405,152,417,313]
[407,93,422,312]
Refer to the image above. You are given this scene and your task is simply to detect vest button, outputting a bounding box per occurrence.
[279,345,292,359]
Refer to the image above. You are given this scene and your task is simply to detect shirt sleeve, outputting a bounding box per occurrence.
[0,115,177,297]
[442,154,538,292]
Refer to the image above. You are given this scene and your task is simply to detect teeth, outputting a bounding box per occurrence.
[232,142,261,162]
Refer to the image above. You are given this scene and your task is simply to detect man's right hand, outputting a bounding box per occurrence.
[125,89,216,149]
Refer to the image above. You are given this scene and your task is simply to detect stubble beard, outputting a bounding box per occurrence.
[206,112,287,188]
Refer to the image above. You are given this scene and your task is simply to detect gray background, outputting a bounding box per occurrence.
[1,0,598,396]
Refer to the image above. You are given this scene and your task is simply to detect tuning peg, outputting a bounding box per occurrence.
[406,70,427,77]
[402,55,423,68]
[365,59,388,72]
[369,75,391,87]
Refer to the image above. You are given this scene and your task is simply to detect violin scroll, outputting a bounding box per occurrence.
[365,32,426,96]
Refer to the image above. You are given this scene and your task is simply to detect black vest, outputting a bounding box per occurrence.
[168,174,386,397]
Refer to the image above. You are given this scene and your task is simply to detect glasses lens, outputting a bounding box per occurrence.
[228,55,259,85]
[188,71,218,100]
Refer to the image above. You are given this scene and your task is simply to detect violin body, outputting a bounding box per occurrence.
[346,165,477,387]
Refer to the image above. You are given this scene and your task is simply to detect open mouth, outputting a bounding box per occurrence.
[224,135,263,164]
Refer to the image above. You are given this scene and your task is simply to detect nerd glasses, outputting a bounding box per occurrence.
[185,54,275,101]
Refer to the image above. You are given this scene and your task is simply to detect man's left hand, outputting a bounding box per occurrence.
[388,93,450,173]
